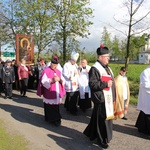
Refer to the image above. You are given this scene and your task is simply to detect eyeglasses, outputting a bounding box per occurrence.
[101,55,110,58]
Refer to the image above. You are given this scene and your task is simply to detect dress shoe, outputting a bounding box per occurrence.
[122,117,128,120]
[8,97,12,99]
[70,111,77,116]
[98,141,109,149]
[53,121,61,127]
[23,95,27,97]
[81,109,86,113]
[97,139,109,149]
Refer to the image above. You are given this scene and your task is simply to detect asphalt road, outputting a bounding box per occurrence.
[0,90,149,150]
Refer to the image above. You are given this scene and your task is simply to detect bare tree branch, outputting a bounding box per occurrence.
[132,0,144,16]
[131,26,150,36]
[132,11,150,26]
[109,23,127,36]
[113,16,129,26]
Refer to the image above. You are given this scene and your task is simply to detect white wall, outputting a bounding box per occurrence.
[139,53,150,64]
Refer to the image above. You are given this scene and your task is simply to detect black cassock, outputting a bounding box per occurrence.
[83,61,115,144]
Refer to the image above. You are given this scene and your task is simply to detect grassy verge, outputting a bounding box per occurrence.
[0,119,28,150]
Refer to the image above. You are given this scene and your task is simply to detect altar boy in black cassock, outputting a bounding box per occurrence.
[2,59,15,99]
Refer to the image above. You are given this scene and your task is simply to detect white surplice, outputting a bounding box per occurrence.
[137,66,150,114]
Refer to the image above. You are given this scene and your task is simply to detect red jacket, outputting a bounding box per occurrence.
[18,64,31,79]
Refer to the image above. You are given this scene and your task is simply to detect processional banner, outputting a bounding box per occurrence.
[16,34,34,65]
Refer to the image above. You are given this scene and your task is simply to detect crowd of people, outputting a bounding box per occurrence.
[0,45,150,149]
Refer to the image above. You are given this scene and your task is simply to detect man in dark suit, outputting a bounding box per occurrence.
[0,58,4,96]
[2,59,15,99]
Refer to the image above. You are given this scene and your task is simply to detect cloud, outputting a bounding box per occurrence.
[79,0,125,51]
[79,0,150,51]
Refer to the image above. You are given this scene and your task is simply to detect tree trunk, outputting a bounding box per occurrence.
[62,27,67,64]
[125,0,133,69]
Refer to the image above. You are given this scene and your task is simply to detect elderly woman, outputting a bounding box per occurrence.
[37,56,66,126]
[18,59,32,97]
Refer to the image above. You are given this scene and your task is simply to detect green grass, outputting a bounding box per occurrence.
[0,119,28,150]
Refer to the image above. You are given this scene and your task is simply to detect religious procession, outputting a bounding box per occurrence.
[0,44,150,149]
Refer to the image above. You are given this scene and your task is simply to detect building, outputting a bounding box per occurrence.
[139,36,150,64]
[139,50,150,64]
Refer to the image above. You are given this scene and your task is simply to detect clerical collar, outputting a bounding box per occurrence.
[97,60,108,68]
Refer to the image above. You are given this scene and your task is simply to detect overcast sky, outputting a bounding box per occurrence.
[78,0,150,52]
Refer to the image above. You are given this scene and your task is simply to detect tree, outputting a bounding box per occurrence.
[51,0,93,63]
[0,0,17,49]
[101,27,118,60]
[101,27,112,48]
[120,39,127,61]
[111,36,120,60]
[1,0,93,62]
[12,0,56,58]
[113,0,150,68]
[129,34,146,60]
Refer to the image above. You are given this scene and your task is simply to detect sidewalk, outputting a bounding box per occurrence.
[0,90,149,150]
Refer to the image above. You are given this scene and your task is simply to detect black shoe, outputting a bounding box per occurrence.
[8,97,12,99]
[98,142,109,149]
[53,121,61,127]
[122,117,128,120]
[81,108,86,112]
[70,111,77,116]
[97,139,109,149]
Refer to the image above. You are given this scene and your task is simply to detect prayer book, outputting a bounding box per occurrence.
[101,75,112,91]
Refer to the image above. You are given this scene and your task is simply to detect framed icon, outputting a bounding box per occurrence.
[16,34,34,65]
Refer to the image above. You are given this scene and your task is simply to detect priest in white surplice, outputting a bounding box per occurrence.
[63,52,79,115]
[135,60,150,135]
[78,59,92,112]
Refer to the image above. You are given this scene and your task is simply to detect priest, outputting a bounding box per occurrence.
[37,56,66,126]
[83,45,116,149]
